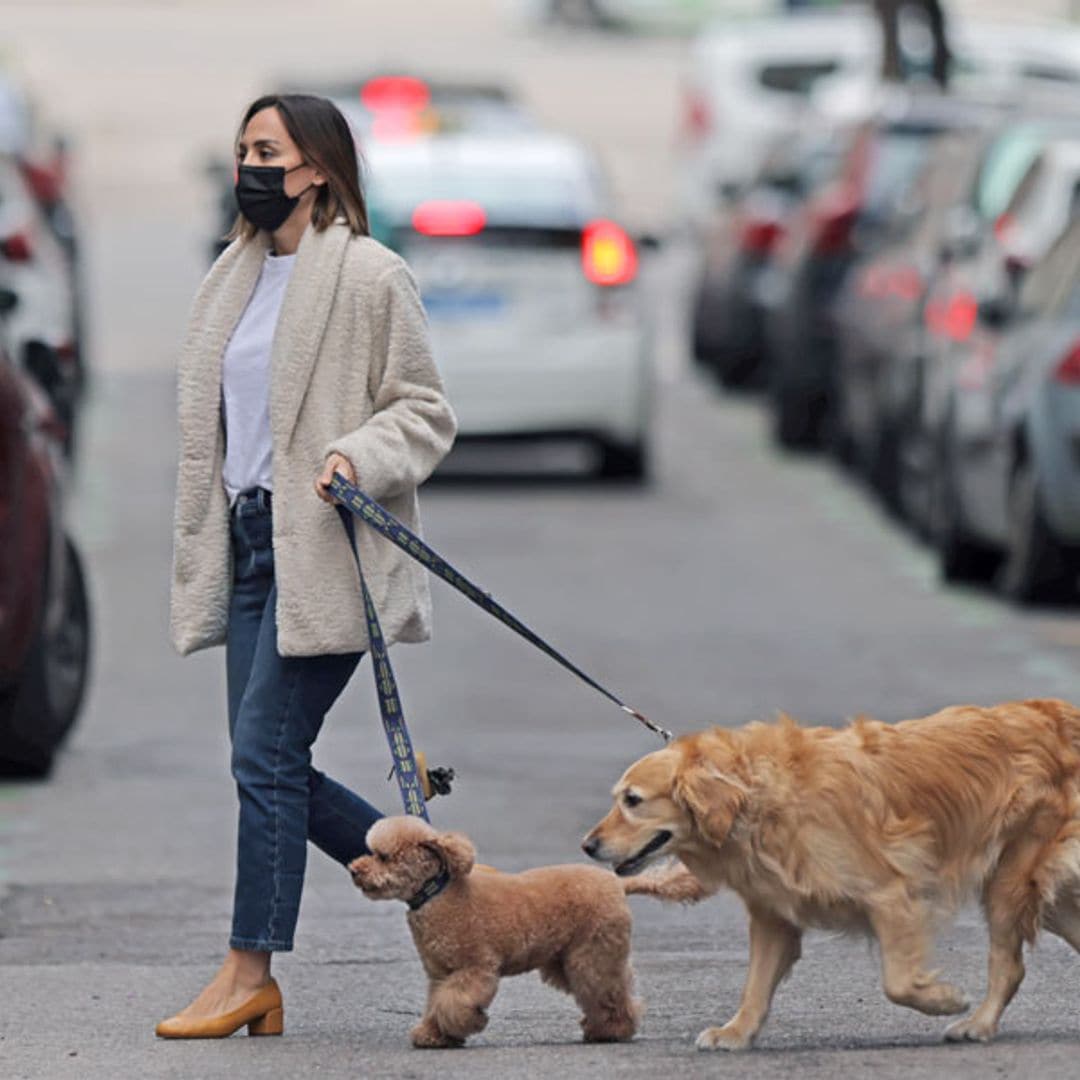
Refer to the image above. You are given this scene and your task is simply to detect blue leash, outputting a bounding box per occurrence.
[336,507,432,820]
[332,473,670,818]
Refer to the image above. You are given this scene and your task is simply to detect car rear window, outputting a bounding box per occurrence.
[862,131,933,220]
[757,60,841,95]
[366,161,603,230]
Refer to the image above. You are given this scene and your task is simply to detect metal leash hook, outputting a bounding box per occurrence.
[386,751,455,801]
[622,705,672,744]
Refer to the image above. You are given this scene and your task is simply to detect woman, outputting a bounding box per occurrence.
[158,94,456,1038]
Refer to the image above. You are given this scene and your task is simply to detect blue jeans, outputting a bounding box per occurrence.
[226,490,383,951]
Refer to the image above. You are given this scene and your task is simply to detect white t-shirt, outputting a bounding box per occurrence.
[221,251,296,505]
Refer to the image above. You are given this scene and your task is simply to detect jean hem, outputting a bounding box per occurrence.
[230,936,294,953]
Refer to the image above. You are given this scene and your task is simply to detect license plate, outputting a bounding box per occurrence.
[422,289,506,320]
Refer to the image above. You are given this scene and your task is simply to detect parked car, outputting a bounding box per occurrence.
[678,7,878,224]
[0,151,83,457]
[691,124,842,388]
[207,74,536,258]
[913,121,1080,561]
[765,90,976,449]
[831,113,994,503]
[929,213,1080,603]
[0,292,90,775]
[365,131,655,479]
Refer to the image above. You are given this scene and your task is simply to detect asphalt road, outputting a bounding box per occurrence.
[4,3,1080,1078]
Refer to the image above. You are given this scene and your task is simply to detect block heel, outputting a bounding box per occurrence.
[248,1006,284,1036]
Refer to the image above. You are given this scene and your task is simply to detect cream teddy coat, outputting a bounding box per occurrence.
[170,221,457,657]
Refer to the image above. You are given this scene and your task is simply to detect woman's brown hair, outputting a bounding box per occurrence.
[227,93,369,242]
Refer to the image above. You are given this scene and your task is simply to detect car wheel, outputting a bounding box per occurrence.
[869,422,902,515]
[999,459,1078,605]
[931,448,998,584]
[597,439,648,483]
[0,538,91,776]
[771,385,822,450]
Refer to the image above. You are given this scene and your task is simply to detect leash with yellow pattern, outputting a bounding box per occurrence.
[332,473,670,818]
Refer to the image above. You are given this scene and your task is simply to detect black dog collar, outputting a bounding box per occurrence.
[407,865,452,911]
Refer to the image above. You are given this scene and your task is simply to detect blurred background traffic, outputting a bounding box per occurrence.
[5,0,1080,777]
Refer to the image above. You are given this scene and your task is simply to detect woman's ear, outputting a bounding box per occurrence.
[674,760,749,847]
[426,831,476,878]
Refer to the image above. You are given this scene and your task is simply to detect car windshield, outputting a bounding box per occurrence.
[975,126,1047,222]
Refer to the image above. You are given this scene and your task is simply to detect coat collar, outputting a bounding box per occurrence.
[182,220,353,452]
[269,221,351,445]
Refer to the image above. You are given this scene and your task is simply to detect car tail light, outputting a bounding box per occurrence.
[361,75,431,113]
[20,159,63,205]
[993,211,1015,242]
[0,232,33,262]
[682,87,712,141]
[738,217,784,255]
[808,188,858,256]
[944,291,978,342]
[1054,341,1080,385]
[412,200,486,237]
[582,220,638,286]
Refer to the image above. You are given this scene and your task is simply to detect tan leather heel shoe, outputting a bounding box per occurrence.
[155,978,283,1039]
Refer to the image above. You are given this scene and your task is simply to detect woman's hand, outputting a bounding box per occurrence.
[315,452,356,504]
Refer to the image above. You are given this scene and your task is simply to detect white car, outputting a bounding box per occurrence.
[364,133,654,480]
[813,19,1080,124]
[678,7,879,223]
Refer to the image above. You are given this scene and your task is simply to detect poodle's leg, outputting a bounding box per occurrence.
[563,915,641,1042]
[413,968,499,1048]
[696,907,801,1052]
[540,956,571,995]
[411,982,461,1049]
[869,885,968,1017]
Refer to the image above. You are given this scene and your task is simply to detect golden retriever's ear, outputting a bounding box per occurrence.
[423,832,476,878]
[674,761,748,846]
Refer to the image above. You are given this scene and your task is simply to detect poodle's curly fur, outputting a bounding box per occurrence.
[349,815,701,1048]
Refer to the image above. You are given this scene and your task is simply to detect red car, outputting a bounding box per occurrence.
[0,289,89,775]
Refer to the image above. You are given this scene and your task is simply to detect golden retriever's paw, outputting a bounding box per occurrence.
[695,1025,753,1052]
[943,1015,997,1043]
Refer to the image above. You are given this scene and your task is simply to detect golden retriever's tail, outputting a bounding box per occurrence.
[622,861,713,904]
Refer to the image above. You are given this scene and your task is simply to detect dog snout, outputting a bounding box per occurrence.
[582,834,602,860]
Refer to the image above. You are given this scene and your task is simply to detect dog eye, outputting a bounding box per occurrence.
[373,851,388,862]
[623,792,642,808]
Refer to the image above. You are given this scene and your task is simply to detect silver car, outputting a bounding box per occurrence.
[365,132,654,480]
[941,213,1080,603]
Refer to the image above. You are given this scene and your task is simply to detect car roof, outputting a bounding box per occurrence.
[695,9,878,63]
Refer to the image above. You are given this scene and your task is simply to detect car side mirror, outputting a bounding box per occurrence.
[0,288,18,315]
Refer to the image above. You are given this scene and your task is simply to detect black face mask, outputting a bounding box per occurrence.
[234,163,312,232]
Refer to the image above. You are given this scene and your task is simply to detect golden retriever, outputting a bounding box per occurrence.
[583,698,1080,1051]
